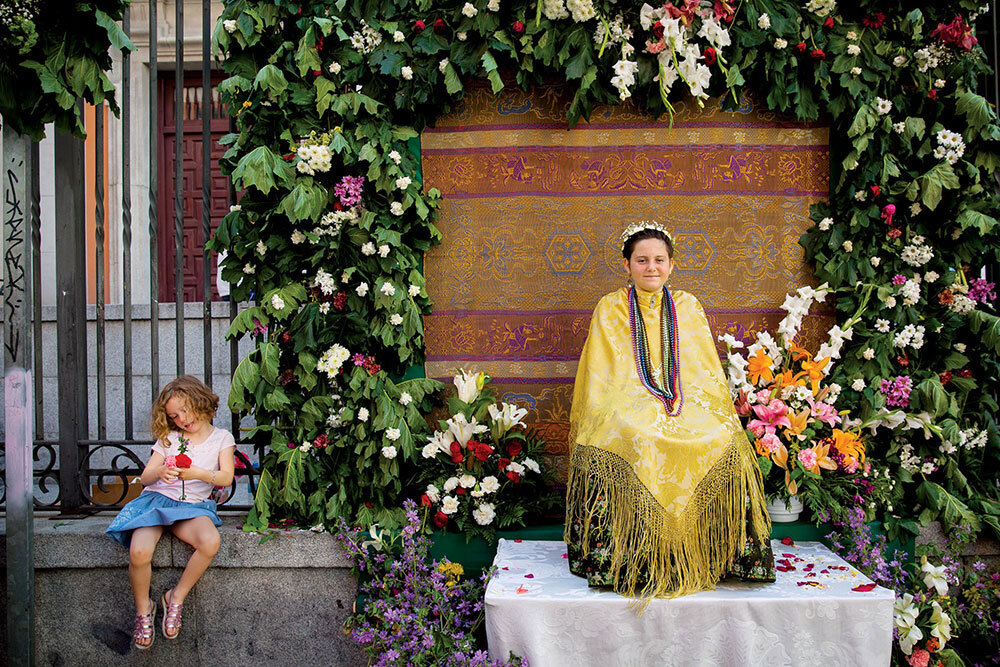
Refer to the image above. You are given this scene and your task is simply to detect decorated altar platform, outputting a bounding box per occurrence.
[485,539,893,666]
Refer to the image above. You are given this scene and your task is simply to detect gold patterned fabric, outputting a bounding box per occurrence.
[565,286,771,600]
[420,84,832,479]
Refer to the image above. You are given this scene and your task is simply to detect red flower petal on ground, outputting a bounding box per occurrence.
[852,583,877,592]
[524,574,534,578]
[781,536,795,546]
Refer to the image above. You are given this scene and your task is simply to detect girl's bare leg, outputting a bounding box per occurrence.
[167,516,221,603]
[129,525,164,647]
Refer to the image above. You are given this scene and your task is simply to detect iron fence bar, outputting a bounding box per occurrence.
[228,118,240,438]
[202,0,213,389]
[96,105,107,441]
[122,5,134,440]
[174,0,185,377]
[55,106,88,512]
[149,0,160,401]
[30,141,42,440]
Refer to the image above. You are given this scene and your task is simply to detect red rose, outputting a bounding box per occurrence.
[506,441,523,458]
[512,20,525,35]
[414,19,426,33]
[313,433,329,449]
[175,454,192,468]
[498,457,511,471]
[795,42,807,54]
[810,48,825,60]
[958,368,973,378]
[433,511,449,528]
[823,16,834,29]
[470,441,492,462]
[870,185,881,198]
[780,536,794,546]
[433,18,446,33]
[421,493,432,507]
[506,471,521,483]
[652,20,665,39]
[456,487,466,495]
[927,89,938,101]
[704,47,717,65]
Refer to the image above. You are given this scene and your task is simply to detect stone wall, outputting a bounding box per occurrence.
[0,514,367,666]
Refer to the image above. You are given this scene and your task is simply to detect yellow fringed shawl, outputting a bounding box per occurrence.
[564,286,771,600]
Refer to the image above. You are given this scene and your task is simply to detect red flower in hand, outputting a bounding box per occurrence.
[512,21,525,35]
[414,19,426,33]
[704,47,717,65]
[175,454,192,468]
[433,511,449,528]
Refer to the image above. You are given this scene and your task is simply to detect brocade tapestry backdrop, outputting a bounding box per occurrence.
[421,84,832,479]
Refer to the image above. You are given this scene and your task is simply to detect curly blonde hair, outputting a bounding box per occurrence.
[151,375,219,441]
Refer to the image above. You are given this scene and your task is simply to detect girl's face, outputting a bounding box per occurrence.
[165,396,207,434]
[624,238,674,292]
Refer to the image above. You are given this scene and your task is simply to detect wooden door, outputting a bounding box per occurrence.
[157,72,230,302]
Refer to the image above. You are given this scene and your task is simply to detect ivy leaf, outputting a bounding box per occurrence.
[263,387,291,412]
[246,467,275,531]
[94,9,136,52]
[229,355,261,411]
[254,64,288,96]
[281,448,305,509]
[956,89,992,132]
[969,310,1000,353]
[315,76,337,115]
[905,116,926,140]
[260,342,281,384]
[277,180,327,222]
[847,105,876,138]
[443,62,463,95]
[916,481,981,532]
[481,52,503,93]
[232,146,295,195]
[295,27,322,76]
[916,377,949,417]
[226,306,268,340]
[956,208,997,235]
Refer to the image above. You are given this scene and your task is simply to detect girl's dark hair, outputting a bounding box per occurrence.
[622,229,674,259]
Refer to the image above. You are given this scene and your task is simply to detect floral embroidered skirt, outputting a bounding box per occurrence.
[566,495,776,591]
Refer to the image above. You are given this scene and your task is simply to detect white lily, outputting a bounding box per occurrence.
[893,593,922,655]
[930,601,952,648]
[453,369,487,403]
[361,524,389,551]
[426,429,455,456]
[921,558,949,596]
[446,413,488,446]
[488,402,529,440]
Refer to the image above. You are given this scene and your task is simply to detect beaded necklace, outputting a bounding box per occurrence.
[628,285,683,416]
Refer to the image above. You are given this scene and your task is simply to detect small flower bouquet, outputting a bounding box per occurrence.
[418,370,556,542]
[720,284,874,520]
[337,500,525,667]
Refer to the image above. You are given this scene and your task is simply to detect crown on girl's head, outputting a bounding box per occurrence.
[620,221,674,250]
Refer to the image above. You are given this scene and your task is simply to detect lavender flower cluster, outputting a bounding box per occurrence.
[823,505,909,594]
[336,500,525,667]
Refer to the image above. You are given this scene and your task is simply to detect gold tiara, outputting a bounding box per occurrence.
[620,221,674,251]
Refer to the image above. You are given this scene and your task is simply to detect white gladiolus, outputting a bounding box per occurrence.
[453,370,486,403]
[921,559,949,596]
[446,412,488,446]
[488,402,528,439]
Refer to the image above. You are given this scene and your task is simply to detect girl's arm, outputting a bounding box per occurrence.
[139,450,177,486]
[177,445,235,487]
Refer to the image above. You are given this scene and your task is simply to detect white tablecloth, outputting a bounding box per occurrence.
[485,539,893,667]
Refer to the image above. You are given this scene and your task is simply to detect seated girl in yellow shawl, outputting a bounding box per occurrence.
[565,222,775,599]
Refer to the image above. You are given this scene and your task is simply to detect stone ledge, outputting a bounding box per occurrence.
[0,514,352,569]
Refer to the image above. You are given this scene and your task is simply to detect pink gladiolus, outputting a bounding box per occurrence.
[749,399,792,435]
[798,448,818,469]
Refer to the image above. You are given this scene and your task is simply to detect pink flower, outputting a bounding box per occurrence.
[892,274,907,285]
[806,397,842,427]
[646,40,667,54]
[759,432,781,454]
[165,455,177,467]
[907,648,930,667]
[797,448,817,469]
[881,204,895,225]
[749,399,791,435]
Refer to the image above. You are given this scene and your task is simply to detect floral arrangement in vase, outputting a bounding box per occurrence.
[418,371,556,542]
[720,284,878,520]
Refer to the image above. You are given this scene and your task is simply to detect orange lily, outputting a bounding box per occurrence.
[774,368,807,389]
[747,348,774,385]
[787,341,813,362]
[830,428,866,468]
[783,408,810,438]
[771,443,798,495]
[800,356,830,395]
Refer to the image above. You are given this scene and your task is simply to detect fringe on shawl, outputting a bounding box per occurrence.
[563,437,771,606]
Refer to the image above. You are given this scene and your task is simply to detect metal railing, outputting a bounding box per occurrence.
[0,0,257,513]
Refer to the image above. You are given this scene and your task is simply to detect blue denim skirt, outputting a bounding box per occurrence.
[105,490,221,547]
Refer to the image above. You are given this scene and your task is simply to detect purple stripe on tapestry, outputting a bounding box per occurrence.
[427,308,834,316]
[424,120,829,133]
[421,144,829,155]
[427,354,581,362]
[432,377,576,384]
[441,189,829,199]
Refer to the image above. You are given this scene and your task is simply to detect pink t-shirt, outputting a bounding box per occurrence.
[144,428,236,503]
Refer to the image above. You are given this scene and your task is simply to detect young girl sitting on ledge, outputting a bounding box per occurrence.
[106,375,236,650]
